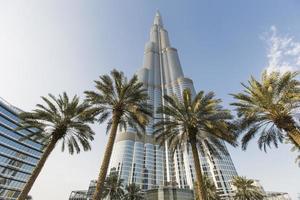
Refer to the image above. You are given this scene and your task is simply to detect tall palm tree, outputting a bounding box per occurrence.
[154,88,237,200]
[231,176,264,200]
[231,70,300,151]
[194,176,220,200]
[16,92,95,200]
[123,183,144,200]
[85,70,152,200]
[102,172,124,200]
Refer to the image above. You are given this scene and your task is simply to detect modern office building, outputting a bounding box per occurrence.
[0,97,44,200]
[68,180,96,200]
[108,11,238,199]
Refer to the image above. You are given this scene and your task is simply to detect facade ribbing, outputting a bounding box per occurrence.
[109,12,238,199]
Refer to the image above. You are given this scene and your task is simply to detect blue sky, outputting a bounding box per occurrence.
[0,0,300,199]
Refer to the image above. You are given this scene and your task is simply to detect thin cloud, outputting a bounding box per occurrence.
[264,25,300,73]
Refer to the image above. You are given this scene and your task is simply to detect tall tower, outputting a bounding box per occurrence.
[109,11,238,199]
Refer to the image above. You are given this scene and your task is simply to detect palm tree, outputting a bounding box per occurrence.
[102,172,124,200]
[231,176,264,200]
[154,88,237,200]
[231,70,300,151]
[16,92,95,200]
[85,70,152,200]
[123,183,144,200]
[194,176,220,200]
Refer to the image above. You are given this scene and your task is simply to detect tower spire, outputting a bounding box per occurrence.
[153,10,163,26]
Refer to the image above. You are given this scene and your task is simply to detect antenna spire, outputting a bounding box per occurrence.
[153,10,163,26]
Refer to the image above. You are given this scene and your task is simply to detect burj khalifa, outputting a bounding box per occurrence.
[109,11,238,199]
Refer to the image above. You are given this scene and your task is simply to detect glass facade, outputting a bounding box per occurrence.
[110,140,165,190]
[109,12,239,200]
[0,98,44,200]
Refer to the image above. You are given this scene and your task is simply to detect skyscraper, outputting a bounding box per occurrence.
[109,12,238,199]
[0,97,44,200]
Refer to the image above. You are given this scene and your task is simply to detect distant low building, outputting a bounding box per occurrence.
[69,180,195,200]
[68,190,87,200]
[70,178,292,200]
[69,180,96,200]
[264,192,291,200]
[86,180,96,200]
[145,187,194,200]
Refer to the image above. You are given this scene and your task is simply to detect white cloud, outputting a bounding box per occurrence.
[265,25,300,73]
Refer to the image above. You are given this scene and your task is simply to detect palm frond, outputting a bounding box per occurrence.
[232,176,264,200]
[231,70,300,151]
[85,69,152,137]
[17,93,95,154]
[154,88,237,164]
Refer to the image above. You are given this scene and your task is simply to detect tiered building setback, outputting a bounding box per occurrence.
[109,11,238,199]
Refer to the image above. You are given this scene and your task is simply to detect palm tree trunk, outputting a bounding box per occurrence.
[93,113,121,200]
[17,138,58,200]
[278,118,300,147]
[190,141,207,200]
[288,129,300,147]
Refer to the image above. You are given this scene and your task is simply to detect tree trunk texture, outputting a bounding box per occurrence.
[287,129,300,147]
[190,141,207,200]
[17,138,58,200]
[277,117,300,147]
[93,113,120,200]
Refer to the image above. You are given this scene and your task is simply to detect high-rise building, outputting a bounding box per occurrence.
[0,97,44,200]
[109,12,238,199]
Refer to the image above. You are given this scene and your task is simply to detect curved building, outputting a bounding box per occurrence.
[109,12,238,199]
[0,98,44,200]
